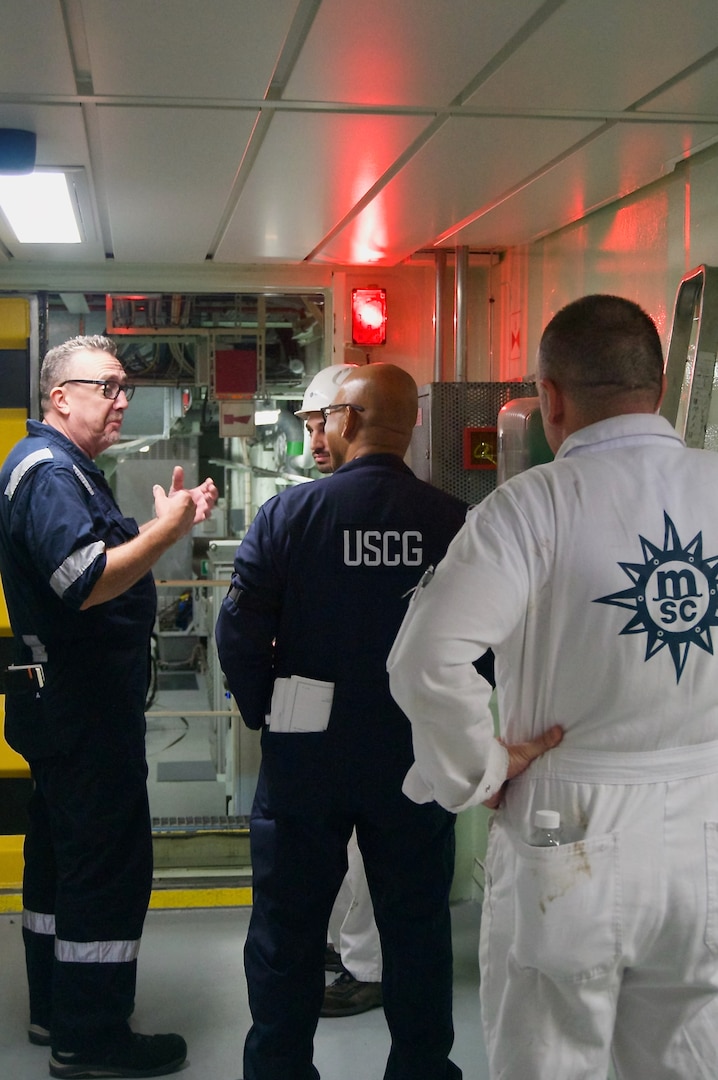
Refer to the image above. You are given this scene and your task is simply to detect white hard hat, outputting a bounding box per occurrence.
[294,364,357,418]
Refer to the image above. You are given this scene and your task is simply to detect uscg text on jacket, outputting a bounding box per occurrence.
[342,529,423,567]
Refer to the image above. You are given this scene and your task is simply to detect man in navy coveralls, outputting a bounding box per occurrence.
[0,335,217,1078]
[216,363,493,1080]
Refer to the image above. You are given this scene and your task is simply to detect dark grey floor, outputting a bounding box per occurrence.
[0,671,493,1078]
[0,668,619,1079]
[0,901,489,1080]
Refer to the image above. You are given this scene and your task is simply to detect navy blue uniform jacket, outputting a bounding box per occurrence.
[0,421,156,760]
[215,453,483,815]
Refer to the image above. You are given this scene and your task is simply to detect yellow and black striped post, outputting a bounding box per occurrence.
[0,296,32,894]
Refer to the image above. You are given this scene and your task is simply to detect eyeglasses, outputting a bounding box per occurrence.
[320,403,365,423]
[58,379,136,401]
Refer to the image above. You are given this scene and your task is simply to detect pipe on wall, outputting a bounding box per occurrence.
[454,245,469,381]
[433,250,447,382]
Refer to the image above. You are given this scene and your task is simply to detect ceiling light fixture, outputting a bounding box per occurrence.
[0,169,82,243]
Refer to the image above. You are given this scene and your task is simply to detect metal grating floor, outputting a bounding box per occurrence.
[151,814,250,835]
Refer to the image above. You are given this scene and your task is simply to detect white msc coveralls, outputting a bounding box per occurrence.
[388,413,718,1080]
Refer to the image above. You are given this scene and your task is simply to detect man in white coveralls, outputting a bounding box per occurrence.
[388,293,718,1080]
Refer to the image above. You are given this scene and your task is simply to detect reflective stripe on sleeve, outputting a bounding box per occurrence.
[4,448,53,499]
[23,909,56,936]
[55,937,141,964]
[49,541,106,598]
[72,464,95,495]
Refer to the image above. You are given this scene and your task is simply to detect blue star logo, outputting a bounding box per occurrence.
[594,512,718,683]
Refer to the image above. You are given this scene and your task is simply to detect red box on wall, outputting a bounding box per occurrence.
[463,427,498,470]
[214,348,257,399]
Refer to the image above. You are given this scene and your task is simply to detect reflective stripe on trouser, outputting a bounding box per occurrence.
[54,937,141,964]
[23,908,56,936]
[24,724,153,1052]
[22,917,142,1032]
[480,741,718,1080]
[21,913,142,960]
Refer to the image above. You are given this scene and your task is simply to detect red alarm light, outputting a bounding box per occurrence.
[351,288,387,346]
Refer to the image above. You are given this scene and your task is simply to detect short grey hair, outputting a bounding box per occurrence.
[40,335,119,412]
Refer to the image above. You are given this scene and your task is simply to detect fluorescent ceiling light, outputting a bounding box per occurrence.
[0,170,81,243]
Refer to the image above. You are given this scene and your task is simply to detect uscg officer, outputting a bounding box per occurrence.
[216,363,489,1080]
[295,364,384,1019]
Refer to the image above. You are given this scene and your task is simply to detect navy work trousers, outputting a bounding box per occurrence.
[243,767,462,1080]
[22,714,153,1053]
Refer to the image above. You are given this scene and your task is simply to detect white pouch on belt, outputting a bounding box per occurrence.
[267,675,335,732]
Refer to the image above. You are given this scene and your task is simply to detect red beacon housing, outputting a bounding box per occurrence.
[351,288,387,346]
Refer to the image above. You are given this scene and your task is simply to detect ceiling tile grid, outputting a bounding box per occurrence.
[0,0,718,267]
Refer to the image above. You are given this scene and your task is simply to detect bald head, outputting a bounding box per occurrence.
[324,363,418,468]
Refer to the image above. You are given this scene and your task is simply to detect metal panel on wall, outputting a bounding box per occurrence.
[412,382,538,504]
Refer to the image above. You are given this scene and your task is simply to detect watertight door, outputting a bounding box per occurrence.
[661,265,718,449]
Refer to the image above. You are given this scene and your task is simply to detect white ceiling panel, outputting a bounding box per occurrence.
[0,104,89,169]
[0,1,76,95]
[637,55,718,116]
[284,0,548,105]
[0,1,717,271]
[83,0,299,99]
[215,110,430,263]
[443,119,718,251]
[95,106,259,262]
[465,0,718,112]
[313,115,602,264]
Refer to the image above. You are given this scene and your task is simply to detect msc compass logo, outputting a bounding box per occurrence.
[594,512,718,683]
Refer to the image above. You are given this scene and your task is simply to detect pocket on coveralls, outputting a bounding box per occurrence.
[509,828,622,982]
